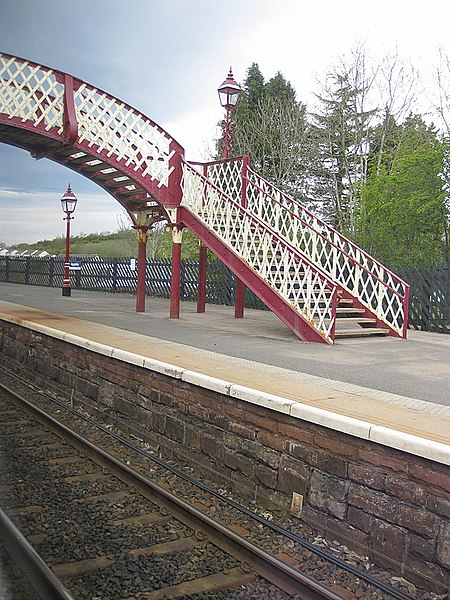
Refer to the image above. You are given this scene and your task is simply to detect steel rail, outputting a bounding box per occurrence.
[0,508,76,600]
[1,381,346,600]
[0,367,416,600]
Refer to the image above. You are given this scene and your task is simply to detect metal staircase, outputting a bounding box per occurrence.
[180,157,409,344]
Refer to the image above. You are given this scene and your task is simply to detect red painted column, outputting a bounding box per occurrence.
[136,227,148,313]
[197,242,207,313]
[170,227,182,319]
[235,277,245,318]
[234,156,249,318]
[62,215,72,296]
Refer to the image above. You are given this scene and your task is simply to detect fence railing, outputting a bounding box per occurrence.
[0,256,448,334]
[199,157,410,338]
[182,161,338,343]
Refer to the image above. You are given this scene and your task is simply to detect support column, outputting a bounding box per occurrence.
[235,277,245,318]
[136,227,148,313]
[170,225,183,319]
[234,156,249,319]
[197,242,207,313]
[130,207,164,315]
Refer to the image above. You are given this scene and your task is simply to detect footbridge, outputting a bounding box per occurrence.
[0,52,409,344]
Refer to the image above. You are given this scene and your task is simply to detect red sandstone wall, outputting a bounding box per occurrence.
[1,320,449,591]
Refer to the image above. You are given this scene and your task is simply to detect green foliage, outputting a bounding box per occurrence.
[357,116,447,266]
[12,227,203,260]
[223,63,312,200]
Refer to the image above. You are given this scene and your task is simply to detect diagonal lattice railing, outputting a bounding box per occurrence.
[0,52,178,194]
[202,158,410,338]
[182,161,338,343]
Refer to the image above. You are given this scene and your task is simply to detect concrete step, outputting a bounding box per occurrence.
[334,328,390,339]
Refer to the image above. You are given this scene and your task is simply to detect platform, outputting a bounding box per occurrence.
[0,283,449,464]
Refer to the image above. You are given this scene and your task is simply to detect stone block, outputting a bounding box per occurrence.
[370,519,407,564]
[348,483,398,523]
[348,463,385,491]
[201,434,223,460]
[403,555,448,593]
[308,470,348,520]
[357,447,408,475]
[347,506,374,534]
[230,421,256,441]
[278,455,310,496]
[257,429,284,451]
[284,440,317,465]
[254,464,278,490]
[426,495,450,519]
[396,504,439,538]
[410,461,450,494]
[223,451,254,478]
[385,475,426,505]
[316,450,348,478]
[437,521,450,570]
[409,533,436,562]
[164,414,185,444]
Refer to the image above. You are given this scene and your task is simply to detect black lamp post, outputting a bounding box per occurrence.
[60,183,78,297]
[217,68,241,159]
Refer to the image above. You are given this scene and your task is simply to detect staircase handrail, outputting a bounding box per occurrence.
[199,157,409,338]
[246,172,405,299]
[182,160,338,343]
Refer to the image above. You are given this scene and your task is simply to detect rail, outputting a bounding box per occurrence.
[182,160,338,343]
[201,157,410,338]
[1,381,349,599]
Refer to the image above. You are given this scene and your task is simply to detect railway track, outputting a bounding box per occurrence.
[0,365,419,600]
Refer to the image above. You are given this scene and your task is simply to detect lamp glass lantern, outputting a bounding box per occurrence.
[218,68,241,110]
[61,185,78,215]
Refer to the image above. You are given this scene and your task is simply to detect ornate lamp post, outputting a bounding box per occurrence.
[217,68,241,159]
[217,69,247,318]
[60,183,78,297]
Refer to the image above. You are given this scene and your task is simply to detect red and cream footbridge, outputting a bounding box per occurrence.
[0,52,409,344]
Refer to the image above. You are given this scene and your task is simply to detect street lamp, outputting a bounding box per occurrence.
[218,68,241,159]
[60,183,78,297]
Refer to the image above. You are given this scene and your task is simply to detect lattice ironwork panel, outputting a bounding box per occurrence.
[74,84,173,187]
[182,163,337,342]
[204,159,243,203]
[245,167,409,337]
[0,53,64,132]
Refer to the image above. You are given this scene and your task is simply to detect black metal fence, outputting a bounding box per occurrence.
[0,256,448,333]
[394,266,449,334]
[0,255,266,310]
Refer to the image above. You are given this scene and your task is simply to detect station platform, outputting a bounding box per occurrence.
[0,283,449,464]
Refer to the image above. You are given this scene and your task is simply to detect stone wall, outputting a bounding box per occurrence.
[1,320,449,592]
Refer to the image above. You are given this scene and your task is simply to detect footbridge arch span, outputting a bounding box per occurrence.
[0,52,185,215]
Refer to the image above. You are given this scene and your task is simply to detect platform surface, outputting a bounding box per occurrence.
[0,283,449,448]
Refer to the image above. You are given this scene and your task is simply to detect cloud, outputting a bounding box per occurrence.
[0,187,125,245]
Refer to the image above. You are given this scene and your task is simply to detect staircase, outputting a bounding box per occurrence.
[180,157,409,344]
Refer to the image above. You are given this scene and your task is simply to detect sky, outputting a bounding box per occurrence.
[0,0,449,246]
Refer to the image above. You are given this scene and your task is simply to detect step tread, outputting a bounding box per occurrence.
[334,328,390,338]
[336,307,366,314]
[335,317,377,324]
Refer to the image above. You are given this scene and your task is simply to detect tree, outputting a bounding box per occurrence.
[310,46,376,235]
[219,63,314,199]
[357,116,447,266]
[310,46,420,237]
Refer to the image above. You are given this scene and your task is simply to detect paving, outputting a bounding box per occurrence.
[0,282,449,451]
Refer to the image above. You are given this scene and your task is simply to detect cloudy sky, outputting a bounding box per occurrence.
[0,0,449,246]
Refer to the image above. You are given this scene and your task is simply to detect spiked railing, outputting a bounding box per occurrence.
[202,158,410,339]
[182,161,338,343]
